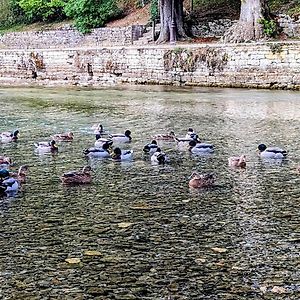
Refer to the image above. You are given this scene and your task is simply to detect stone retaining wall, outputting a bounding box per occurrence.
[0,25,145,49]
[0,42,299,89]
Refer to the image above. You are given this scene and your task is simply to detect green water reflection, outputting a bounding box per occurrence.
[0,86,299,299]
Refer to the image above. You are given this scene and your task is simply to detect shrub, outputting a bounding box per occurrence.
[64,0,121,33]
[18,0,66,22]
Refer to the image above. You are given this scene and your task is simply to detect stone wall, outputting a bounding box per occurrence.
[0,25,145,49]
[191,19,235,38]
[277,14,300,38]
[0,42,299,90]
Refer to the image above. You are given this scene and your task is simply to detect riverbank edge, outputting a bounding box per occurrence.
[0,41,300,90]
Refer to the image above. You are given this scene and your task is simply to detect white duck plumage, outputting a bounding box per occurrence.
[94,134,113,148]
[84,144,111,158]
[150,148,169,164]
[257,144,287,159]
[111,147,133,161]
[189,140,214,154]
[1,130,19,143]
[0,156,12,169]
[109,130,132,143]
[34,140,58,153]
[92,124,109,136]
[143,140,159,154]
[0,177,19,193]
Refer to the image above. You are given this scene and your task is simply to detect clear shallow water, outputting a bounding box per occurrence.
[0,86,299,299]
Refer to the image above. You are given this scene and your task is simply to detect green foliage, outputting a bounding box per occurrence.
[18,0,66,22]
[64,0,120,33]
[150,0,158,22]
[258,18,278,38]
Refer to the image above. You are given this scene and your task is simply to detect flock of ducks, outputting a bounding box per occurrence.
[0,125,290,195]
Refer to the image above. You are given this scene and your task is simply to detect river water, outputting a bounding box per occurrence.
[0,86,299,299]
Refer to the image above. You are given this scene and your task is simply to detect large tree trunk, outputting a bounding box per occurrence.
[156,0,187,43]
[222,0,269,43]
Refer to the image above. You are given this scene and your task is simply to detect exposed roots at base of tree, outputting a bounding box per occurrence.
[221,21,264,43]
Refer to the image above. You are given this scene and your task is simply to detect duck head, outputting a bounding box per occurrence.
[0,169,10,179]
[112,147,122,160]
[50,140,58,151]
[156,148,166,164]
[258,144,267,152]
[151,140,157,145]
[82,166,92,174]
[125,130,132,139]
[12,130,19,141]
[189,140,197,150]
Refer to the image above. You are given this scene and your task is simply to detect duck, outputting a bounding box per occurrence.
[189,140,214,154]
[0,156,12,169]
[11,165,29,184]
[257,144,287,159]
[61,166,92,185]
[185,128,198,139]
[0,166,26,194]
[109,130,132,143]
[94,134,113,148]
[175,132,200,147]
[152,131,176,141]
[1,130,19,143]
[111,147,133,161]
[189,172,215,188]
[228,155,246,168]
[92,123,108,135]
[34,140,58,153]
[84,142,111,158]
[151,148,168,164]
[0,176,19,194]
[143,140,159,154]
[52,132,74,142]
[0,168,10,181]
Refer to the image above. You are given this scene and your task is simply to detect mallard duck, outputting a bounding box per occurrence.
[152,131,176,141]
[189,140,214,154]
[84,142,111,158]
[151,148,168,164]
[92,123,109,135]
[175,133,200,148]
[52,132,74,142]
[111,147,133,161]
[109,130,132,143]
[189,172,215,188]
[34,140,58,153]
[0,166,26,193]
[94,134,113,148]
[11,165,29,184]
[257,144,287,159]
[143,140,159,154]
[0,156,12,169]
[61,166,92,185]
[0,177,19,193]
[185,128,198,139]
[1,130,19,143]
[228,155,246,168]
[0,168,10,180]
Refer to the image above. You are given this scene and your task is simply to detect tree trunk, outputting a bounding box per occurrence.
[222,0,269,43]
[156,0,187,43]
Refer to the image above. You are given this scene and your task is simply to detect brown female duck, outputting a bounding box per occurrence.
[60,166,92,185]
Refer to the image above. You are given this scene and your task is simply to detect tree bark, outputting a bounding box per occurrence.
[222,0,269,43]
[156,0,187,43]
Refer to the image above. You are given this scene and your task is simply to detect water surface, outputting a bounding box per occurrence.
[0,86,299,299]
